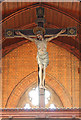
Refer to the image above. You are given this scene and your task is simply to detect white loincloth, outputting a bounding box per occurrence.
[37,52,49,67]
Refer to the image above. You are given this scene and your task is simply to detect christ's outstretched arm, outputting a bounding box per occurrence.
[15,31,35,42]
[46,29,66,42]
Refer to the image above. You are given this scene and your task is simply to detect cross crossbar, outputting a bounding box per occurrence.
[5,27,77,38]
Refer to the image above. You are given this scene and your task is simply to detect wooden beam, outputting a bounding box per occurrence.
[0,108,80,118]
[5,27,77,38]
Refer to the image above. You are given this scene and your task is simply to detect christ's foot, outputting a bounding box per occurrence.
[39,85,43,89]
[39,85,45,89]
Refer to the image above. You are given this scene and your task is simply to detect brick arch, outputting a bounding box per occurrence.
[5,71,38,108]
[46,73,72,107]
[5,71,71,108]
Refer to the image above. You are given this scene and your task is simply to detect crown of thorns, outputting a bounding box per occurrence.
[33,27,45,35]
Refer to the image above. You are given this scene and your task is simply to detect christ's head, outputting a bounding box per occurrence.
[36,31,44,40]
[36,34,43,40]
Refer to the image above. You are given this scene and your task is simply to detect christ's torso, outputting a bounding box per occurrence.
[35,39,47,55]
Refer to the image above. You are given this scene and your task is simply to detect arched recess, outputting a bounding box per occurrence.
[2,42,79,108]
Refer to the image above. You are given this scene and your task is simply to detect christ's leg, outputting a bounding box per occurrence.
[39,63,43,88]
[42,64,46,88]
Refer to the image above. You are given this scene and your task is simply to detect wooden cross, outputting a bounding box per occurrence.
[5,7,77,108]
[5,7,76,38]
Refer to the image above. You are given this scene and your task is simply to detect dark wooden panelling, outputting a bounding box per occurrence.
[1,2,81,59]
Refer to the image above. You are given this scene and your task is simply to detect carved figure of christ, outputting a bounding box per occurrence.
[15,29,66,88]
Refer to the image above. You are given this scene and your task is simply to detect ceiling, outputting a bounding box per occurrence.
[1,2,81,59]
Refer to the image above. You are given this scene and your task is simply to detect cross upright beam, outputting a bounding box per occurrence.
[36,7,46,108]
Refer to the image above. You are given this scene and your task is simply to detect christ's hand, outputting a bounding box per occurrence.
[60,29,66,33]
[15,31,21,35]
[46,28,66,42]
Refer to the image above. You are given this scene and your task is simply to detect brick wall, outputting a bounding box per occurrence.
[2,42,80,108]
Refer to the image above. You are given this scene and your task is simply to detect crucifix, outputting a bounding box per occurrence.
[5,7,77,108]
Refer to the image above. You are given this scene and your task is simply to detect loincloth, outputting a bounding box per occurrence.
[37,52,49,67]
